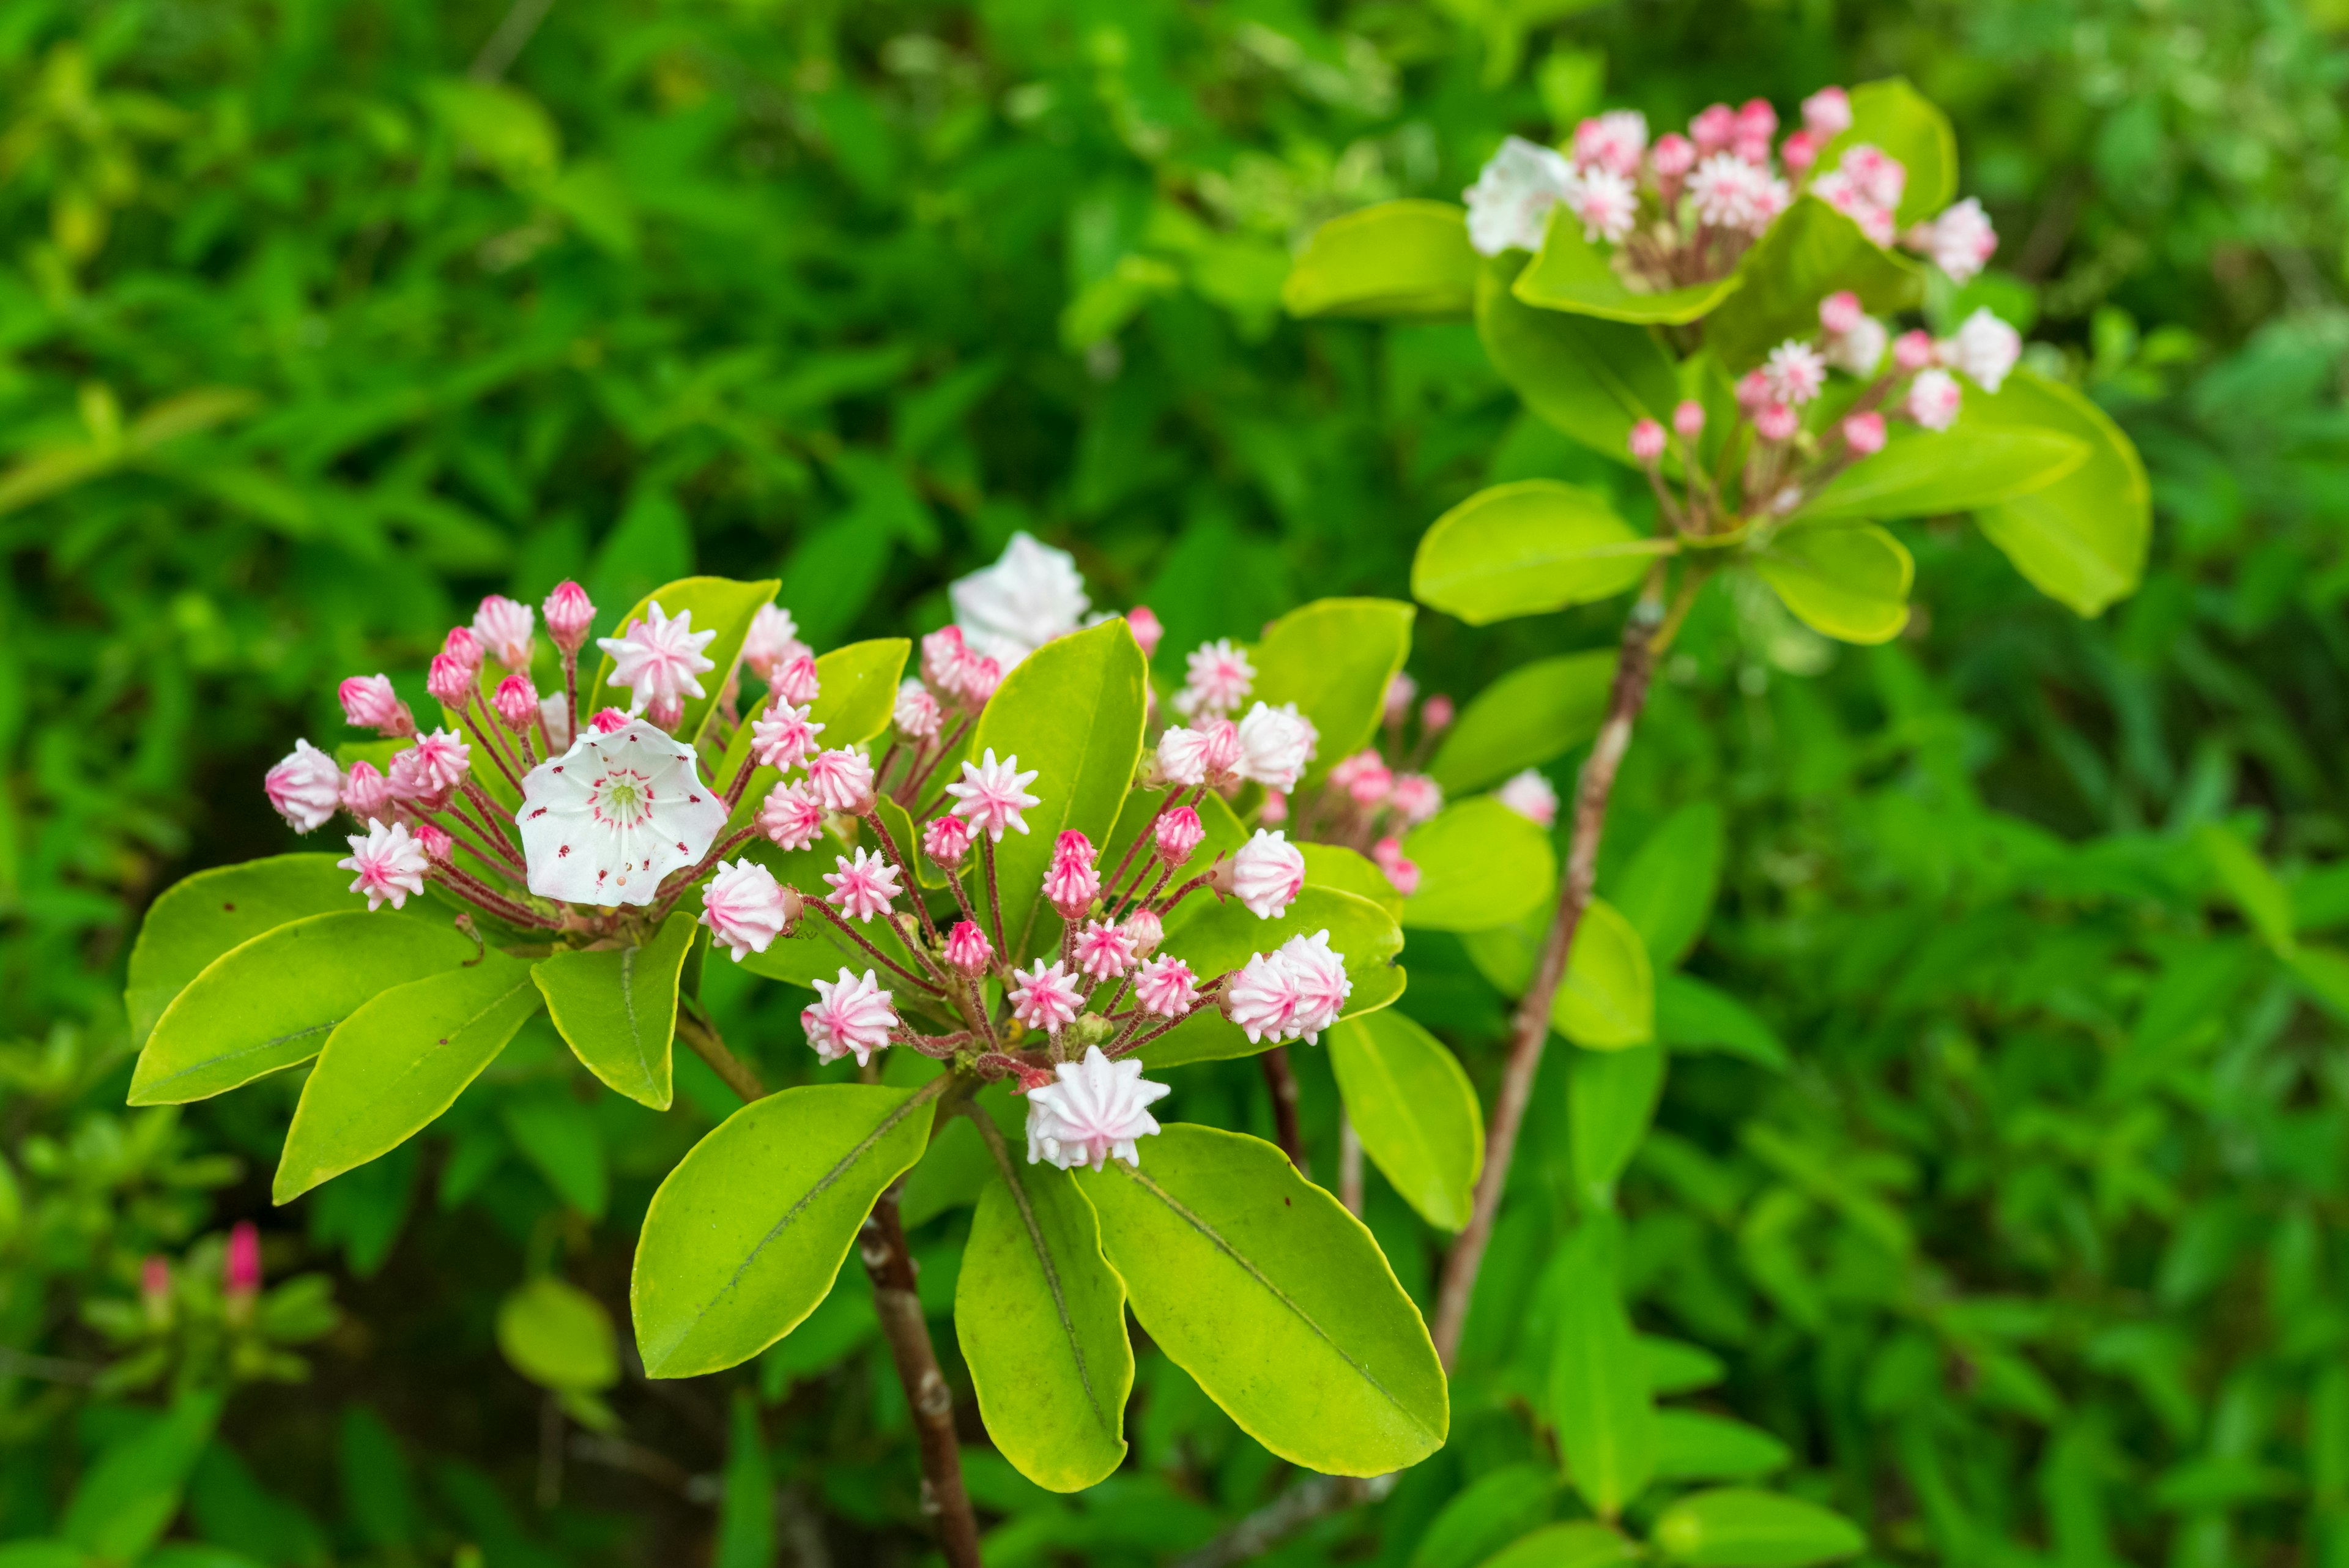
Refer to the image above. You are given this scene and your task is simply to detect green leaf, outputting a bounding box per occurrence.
[1074,1123,1449,1476]
[1146,887,1407,1068]
[1515,204,1745,324]
[965,619,1148,965]
[1302,843,1404,920]
[1651,1489,1867,1567]
[132,913,479,1105]
[504,1090,609,1218]
[125,854,395,1046]
[1705,198,1924,374]
[1800,423,2087,524]
[1571,1044,1666,1208]
[955,1126,1134,1492]
[1478,255,1680,468]
[1413,481,1669,625]
[1966,370,2151,617]
[1461,896,1654,1048]
[1654,1411,1792,1482]
[533,913,697,1109]
[1477,1522,1644,1568]
[497,1276,620,1393]
[1641,1335,1727,1394]
[1612,801,1726,969]
[633,1083,938,1378]
[273,952,543,1202]
[1753,522,1914,645]
[59,1390,223,1562]
[2287,944,2349,1025]
[1431,651,1616,793]
[1251,598,1415,782]
[1816,78,1958,228]
[1408,1463,1556,1568]
[807,637,912,746]
[2196,823,2294,953]
[1328,1009,1483,1231]
[1282,200,1480,319]
[715,1392,775,1568]
[585,576,782,744]
[1403,797,1558,932]
[1549,1221,1655,1517]
[1656,975,1788,1069]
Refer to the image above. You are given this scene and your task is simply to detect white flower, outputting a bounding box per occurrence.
[1176,639,1255,718]
[700,859,795,960]
[1233,702,1317,792]
[516,720,729,907]
[264,740,344,833]
[1906,368,1963,432]
[1941,308,2022,393]
[1571,165,1639,243]
[1278,930,1352,1043]
[1824,314,1888,377]
[1024,1046,1171,1171]
[949,532,1090,669]
[803,968,897,1066]
[1223,951,1303,1044]
[1220,829,1306,920]
[1497,768,1559,828]
[596,600,717,712]
[1464,135,1577,256]
[339,820,430,912]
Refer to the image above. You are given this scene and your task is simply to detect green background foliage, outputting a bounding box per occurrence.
[6,0,2349,1563]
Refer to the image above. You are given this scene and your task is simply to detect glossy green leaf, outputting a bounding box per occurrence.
[1656,975,1788,1070]
[955,1128,1133,1492]
[1800,424,2087,524]
[274,952,543,1202]
[1462,895,1654,1048]
[1250,598,1415,782]
[1516,204,1745,323]
[2288,943,2349,1025]
[1642,1335,1727,1394]
[1403,797,1557,932]
[1571,1044,1666,1208]
[1146,886,1406,1068]
[807,637,911,746]
[1431,652,1615,793]
[1613,801,1726,969]
[533,913,697,1109]
[1478,255,1680,468]
[1302,843,1403,920]
[1414,481,1669,626]
[1816,78,1958,228]
[1477,1522,1644,1568]
[1549,1222,1655,1517]
[966,619,1147,965]
[132,913,479,1106]
[1282,200,1480,319]
[497,1276,620,1393]
[2197,822,2293,953]
[1967,370,2151,617]
[1074,1123,1449,1475]
[1408,1463,1556,1568]
[585,576,781,743]
[1654,1411,1792,1481]
[633,1082,937,1377]
[1651,1489,1867,1567]
[1328,1009,1483,1230]
[58,1389,223,1563]
[1753,522,1914,644]
[1706,198,1923,374]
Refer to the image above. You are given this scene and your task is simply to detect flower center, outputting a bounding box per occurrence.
[590,768,656,828]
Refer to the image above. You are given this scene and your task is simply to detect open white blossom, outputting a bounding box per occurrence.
[949,532,1090,669]
[1025,1046,1171,1171]
[516,720,729,906]
[1464,136,1576,256]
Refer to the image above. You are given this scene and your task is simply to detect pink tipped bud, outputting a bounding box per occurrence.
[1650,132,1696,179]
[1045,830,1101,919]
[1372,835,1421,897]
[1756,402,1799,443]
[1737,97,1779,142]
[1261,789,1289,825]
[921,625,965,689]
[1802,86,1853,139]
[542,581,595,652]
[426,652,473,708]
[1735,369,1771,411]
[1894,329,1936,373]
[645,693,684,731]
[1672,399,1707,440]
[494,674,539,730]
[1691,103,1736,154]
[1842,411,1888,455]
[1122,907,1163,957]
[945,920,994,975]
[591,707,633,734]
[1779,129,1820,174]
[1732,133,1773,166]
[759,781,825,851]
[1421,694,1455,732]
[141,1255,172,1327]
[1127,606,1164,660]
[415,821,455,863]
[441,626,483,674]
[1384,672,1419,724]
[776,652,820,708]
[339,674,412,735]
[472,595,535,671]
[961,654,1002,705]
[1155,806,1206,866]
[807,748,875,814]
[1014,1064,1057,1094]
[226,1221,262,1296]
[1628,418,1667,464]
[924,814,973,869]
[1819,290,1865,335]
[341,760,394,824]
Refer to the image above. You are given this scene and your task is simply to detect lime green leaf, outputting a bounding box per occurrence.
[1549,1222,1656,1517]
[1478,1522,1644,1568]
[1251,598,1415,782]
[1706,198,1924,374]
[1282,201,1480,319]
[132,913,479,1105]
[1571,1044,1666,1208]
[533,913,697,1109]
[498,1276,620,1394]
[1478,256,1680,468]
[1753,522,1913,645]
[1074,1124,1448,1476]
[1652,1489,1867,1566]
[273,953,543,1202]
[585,576,782,745]
[1302,844,1403,920]
[1414,481,1669,626]
[1654,1411,1792,1482]
[955,1135,1133,1492]
[807,637,911,746]
[633,1083,937,1377]
[1966,370,2151,617]
[1656,975,1787,1069]
[1430,652,1615,793]
[421,77,560,184]
[1515,206,1745,324]
[2288,945,2349,1025]
[1612,801,1726,968]
[59,1390,223,1563]
[2196,822,2294,953]
[1461,895,1654,1048]
[1328,1009,1483,1231]
[966,619,1148,965]
[1642,1335,1727,1394]
[1799,425,2088,523]
[1146,887,1406,1068]
[1816,78,1958,228]
[1408,1463,1556,1568]
[1403,797,1557,932]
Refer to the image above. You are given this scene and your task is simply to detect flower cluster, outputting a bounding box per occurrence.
[1464,85,1999,290]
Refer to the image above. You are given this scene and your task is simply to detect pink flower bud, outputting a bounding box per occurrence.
[1155,806,1205,866]
[427,653,475,709]
[645,693,684,731]
[1894,329,1936,373]
[1802,86,1853,138]
[921,625,965,689]
[1196,718,1242,780]
[226,1221,262,1297]
[1756,402,1799,442]
[924,814,973,868]
[591,707,633,734]
[1735,369,1770,411]
[1372,836,1420,897]
[543,581,595,652]
[1261,789,1289,825]
[340,674,412,735]
[1673,399,1706,440]
[1421,694,1454,732]
[1122,907,1163,957]
[1841,411,1888,455]
[759,781,825,852]
[1628,418,1667,464]
[945,920,993,975]
[494,674,539,730]
[1045,830,1100,919]
[441,626,483,675]
[1691,103,1736,154]
[1819,289,1864,335]
[961,654,1002,705]
[776,652,820,708]
[1127,606,1164,660]
[1905,368,1962,432]
[807,748,876,814]
[415,821,455,863]
[1650,132,1696,179]
[473,595,535,671]
[1779,129,1820,174]
[1384,672,1419,724]
[265,740,344,834]
[1731,133,1773,166]
[341,760,393,824]
[1737,97,1779,142]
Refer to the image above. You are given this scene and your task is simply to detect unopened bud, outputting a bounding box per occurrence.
[591,707,633,734]
[1261,789,1289,825]
[1155,806,1205,866]
[1819,289,1864,336]
[1756,403,1799,443]
[645,693,684,731]
[1420,694,1455,732]
[340,674,413,736]
[1045,830,1100,919]
[776,652,821,708]
[543,581,596,653]
[342,760,394,824]
[924,814,973,869]
[1628,418,1666,464]
[426,652,473,708]
[1127,606,1164,660]
[494,674,540,729]
[141,1256,173,1329]
[1672,399,1706,440]
[473,595,535,671]
[441,626,484,675]
[226,1221,262,1301]
[415,822,455,863]
[1121,907,1163,957]
[1893,329,1936,373]
[1842,411,1888,455]
[1779,128,1820,174]
[946,920,994,975]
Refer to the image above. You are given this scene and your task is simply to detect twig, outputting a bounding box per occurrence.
[469,0,555,81]
[1171,1473,1397,1568]
[1338,1115,1364,1217]
[1259,1047,1307,1174]
[859,1186,984,1568]
[0,1345,98,1384]
[536,1390,565,1508]
[676,1007,767,1102]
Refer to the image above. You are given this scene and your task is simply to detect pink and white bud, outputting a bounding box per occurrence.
[1234,702,1317,793]
[494,674,539,730]
[1156,726,1211,787]
[645,693,684,732]
[1126,605,1164,660]
[1330,750,1393,806]
[1009,959,1085,1034]
[1389,774,1444,826]
[265,740,344,833]
[1278,929,1352,1042]
[806,748,876,815]
[340,674,412,735]
[341,760,394,825]
[1690,103,1737,155]
[1764,341,1828,406]
[759,781,826,851]
[1045,830,1100,919]
[944,920,994,975]
[1689,152,1776,233]
[1572,110,1649,177]
[701,858,797,960]
[1735,97,1778,144]
[1819,290,1865,336]
[803,968,897,1066]
[590,707,633,735]
[946,748,1042,841]
[1261,789,1289,825]
[1779,129,1820,175]
[1155,806,1205,866]
[338,820,431,911]
[751,702,825,773]
[1218,830,1306,920]
[542,581,596,653]
[1121,907,1163,957]
[1672,399,1706,440]
[959,652,1003,705]
[1649,132,1696,180]
[1023,1046,1170,1171]
[1755,403,1799,443]
[472,596,535,671]
[1372,836,1421,897]
[1497,768,1559,827]
[823,846,901,923]
[921,625,966,691]
[924,814,973,869]
[1133,954,1197,1017]
[1735,368,1772,411]
[1894,329,1937,373]
[1421,694,1455,732]
[1842,411,1888,455]
[414,822,455,863]
[774,652,821,708]
[1802,85,1853,138]
[1628,418,1668,464]
[441,625,484,676]
[893,679,942,740]
[596,600,718,711]
[741,603,803,683]
[1906,368,1963,432]
[1824,314,1888,377]
[426,652,475,708]
[1906,197,1998,284]
[1072,918,1138,981]
[1384,672,1419,724]
[226,1221,263,1298]
[1731,132,1773,166]
[1178,638,1256,719]
[1838,144,1907,212]
[1942,307,2022,393]
[1224,951,1304,1044]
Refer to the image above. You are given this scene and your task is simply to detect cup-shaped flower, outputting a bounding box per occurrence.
[265,740,344,833]
[742,603,803,683]
[473,595,535,671]
[340,820,430,912]
[759,781,825,852]
[1071,918,1137,981]
[339,674,411,735]
[924,814,973,869]
[1154,806,1205,865]
[597,600,717,712]
[751,702,824,773]
[807,748,875,814]
[944,920,993,975]
[1009,959,1084,1034]
[1497,768,1559,827]
[823,847,901,923]
[1132,954,1197,1017]
[1219,830,1306,919]
[542,581,595,652]
[702,858,798,960]
[517,720,729,907]
[803,968,897,1066]
[893,679,941,739]
[1223,951,1303,1044]
[1045,830,1100,920]
[1234,702,1316,792]
[1278,930,1352,1043]
[1024,1046,1171,1172]
[946,749,1041,842]
[1177,638,1255,718]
